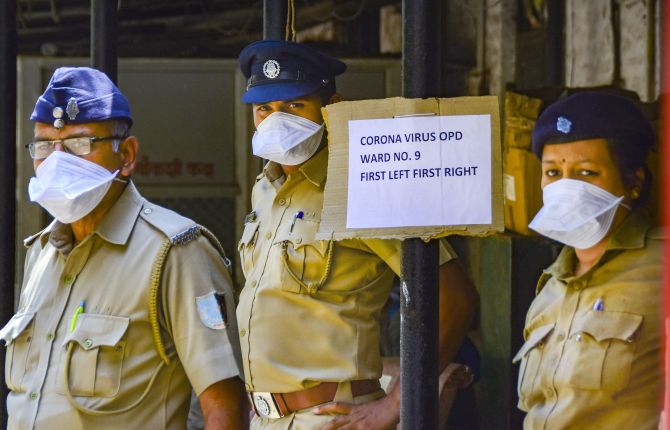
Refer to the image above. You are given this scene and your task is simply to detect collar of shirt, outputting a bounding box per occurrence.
[543,209,651,285]
[35,181,144,251]
[263,147,329,189]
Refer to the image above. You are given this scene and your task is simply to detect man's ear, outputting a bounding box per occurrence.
[119,136,139,177]
[327,93,343,105]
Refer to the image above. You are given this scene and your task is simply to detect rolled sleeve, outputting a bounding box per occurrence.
[162,235,242,395]
[360,237,457,277]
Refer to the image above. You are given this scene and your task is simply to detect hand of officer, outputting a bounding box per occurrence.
[313,394,399,430]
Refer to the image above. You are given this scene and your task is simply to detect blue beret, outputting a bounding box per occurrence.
[531,91,653,159]
[31,67,132,128]
[239,40,346,103]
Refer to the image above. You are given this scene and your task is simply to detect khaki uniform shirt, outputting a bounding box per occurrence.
[514,210,661,429]
[237,148,455,393]
[2,183,240,430]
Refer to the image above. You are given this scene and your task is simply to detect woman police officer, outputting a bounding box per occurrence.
[514,91,662,429]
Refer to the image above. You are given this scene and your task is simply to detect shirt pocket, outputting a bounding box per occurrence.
[561,310,642,392]
[0,311,36,393]
[238,221,260,278]
[513,323,554,405]
[274,218,332,295]
[57,313,130,398]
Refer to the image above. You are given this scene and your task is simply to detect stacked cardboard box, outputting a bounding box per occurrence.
[503,92,543,235]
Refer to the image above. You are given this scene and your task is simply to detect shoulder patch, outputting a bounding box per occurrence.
[139,202,198,243]
[195,291,227,330]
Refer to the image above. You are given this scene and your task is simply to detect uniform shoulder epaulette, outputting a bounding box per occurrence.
[139,202,200,246]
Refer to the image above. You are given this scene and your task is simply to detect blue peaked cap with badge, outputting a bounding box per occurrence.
[31,66,132,129]
[239,39,346,103]
[531,91,654,159]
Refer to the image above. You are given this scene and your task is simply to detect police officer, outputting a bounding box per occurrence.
[237,40,479,429]
[514,92,661,429]
[1,67,247,429]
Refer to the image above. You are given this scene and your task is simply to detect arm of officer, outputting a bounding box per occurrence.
[315,252,478,430]
[199,377,249,429]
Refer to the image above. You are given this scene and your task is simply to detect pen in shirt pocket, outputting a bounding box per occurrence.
[592,297,604,312]
[70,300,85,332]
[289,211,304,233]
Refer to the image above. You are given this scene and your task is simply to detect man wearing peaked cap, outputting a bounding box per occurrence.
[2,66,247,429]
[236,40,478,429]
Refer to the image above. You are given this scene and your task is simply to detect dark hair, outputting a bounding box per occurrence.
[606,138,652,208]
[316,80,337,105]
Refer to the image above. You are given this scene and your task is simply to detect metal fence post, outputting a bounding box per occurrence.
[91,0,118,82]
[400,0,442,428]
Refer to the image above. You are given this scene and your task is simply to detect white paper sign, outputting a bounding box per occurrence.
[346,114,492,228]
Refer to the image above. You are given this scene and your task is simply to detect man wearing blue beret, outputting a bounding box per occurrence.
[237,40,478,429]
[0,67,247,429]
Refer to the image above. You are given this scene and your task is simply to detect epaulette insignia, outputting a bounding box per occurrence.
[171,225,201,245]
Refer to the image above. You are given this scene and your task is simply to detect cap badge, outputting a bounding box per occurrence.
[66,98,79,120]
[263,60,281,79]
[53,119,65,129]
[556,116,571,134]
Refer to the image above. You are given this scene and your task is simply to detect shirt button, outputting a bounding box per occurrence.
[83,338,93,349]
[295,238,302,244]
[46,333,54,341]
[278,199,286,206]
[575,334,582,342]
[63,274,73,284]
[545,389,554,398]
[240,329,247,337]
[143,208,153,215]
[251,280,258,288]
[556,333,565,341]
[29,392,38,400]
[265,232,272,240]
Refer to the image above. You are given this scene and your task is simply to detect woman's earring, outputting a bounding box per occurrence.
[631,188,640,199]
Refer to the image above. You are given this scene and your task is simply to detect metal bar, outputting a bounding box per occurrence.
[400,1,441,428]
[544,0,564,86]
[0,1,17,427]
[263,0,288,40]
[91,0,118,83]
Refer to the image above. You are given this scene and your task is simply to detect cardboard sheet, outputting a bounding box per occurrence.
[318,96,503,240]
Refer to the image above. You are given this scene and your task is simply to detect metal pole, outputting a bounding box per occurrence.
[0,1,17,426]
[263,0,288,40]
[91,0,118,83]
[545,0,564,86]
[400,1,441,429]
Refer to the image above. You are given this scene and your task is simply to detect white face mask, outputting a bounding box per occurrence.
[28,151,122,224]
[528,178,627,249]
[252,111,325,166]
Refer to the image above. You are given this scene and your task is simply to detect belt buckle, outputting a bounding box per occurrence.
[251,392,284,419]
